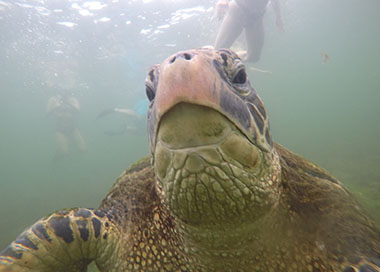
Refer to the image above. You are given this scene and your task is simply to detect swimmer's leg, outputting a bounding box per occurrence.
[214,0,245,49]
[244,18,265,63]
[55,132,69,158]
[72,129,87,152]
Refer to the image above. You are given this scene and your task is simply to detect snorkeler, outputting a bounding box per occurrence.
[46,89,87,159]
[97,99,149,136]
[214,0,283,63]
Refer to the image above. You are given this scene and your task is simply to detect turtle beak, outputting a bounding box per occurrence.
[147,49,225,153]
[154,50,221,119]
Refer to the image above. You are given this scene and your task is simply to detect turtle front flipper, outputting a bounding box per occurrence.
[343,257,380,272]
[0,208,119,272]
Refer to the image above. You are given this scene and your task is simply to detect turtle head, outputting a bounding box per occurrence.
[145,48,281,227]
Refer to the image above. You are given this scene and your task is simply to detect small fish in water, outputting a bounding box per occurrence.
[321,52,330,64]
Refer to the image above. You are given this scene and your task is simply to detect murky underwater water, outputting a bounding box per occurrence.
[0,0,379,270]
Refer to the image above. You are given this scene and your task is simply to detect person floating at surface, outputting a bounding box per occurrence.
[46,89,87,159]
[214,0,284,63]
[97,98,149,136]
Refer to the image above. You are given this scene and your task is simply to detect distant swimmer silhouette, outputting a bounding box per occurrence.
[46,89,87,159]
[97,99,149,136]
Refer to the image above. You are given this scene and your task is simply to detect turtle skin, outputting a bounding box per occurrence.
[0,48,379,272]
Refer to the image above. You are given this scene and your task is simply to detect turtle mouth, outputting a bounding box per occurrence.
[156,102,236,150]
[154,102,263,175]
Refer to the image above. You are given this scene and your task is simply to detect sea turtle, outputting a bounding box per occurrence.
[1,48,379,272]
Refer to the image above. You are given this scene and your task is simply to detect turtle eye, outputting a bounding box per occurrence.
[146,66,158,102]
[148,69,155,82]
[232,68,247,84]
[145,85,155,102]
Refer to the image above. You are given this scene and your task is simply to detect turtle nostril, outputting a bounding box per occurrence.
[183,53,192,60]
[169,56,176,64]
[169,52,193,64]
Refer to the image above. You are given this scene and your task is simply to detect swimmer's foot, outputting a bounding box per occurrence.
[248,66,272,74]
[204,48,272,74]
[235,50,247,60]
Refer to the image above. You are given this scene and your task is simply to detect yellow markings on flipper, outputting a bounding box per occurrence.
[0,208,119,272]
[0,220,67,271]
[342,256,380,272]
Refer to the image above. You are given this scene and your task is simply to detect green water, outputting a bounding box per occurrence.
[0,0,379,260]
[257,0,380,226]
